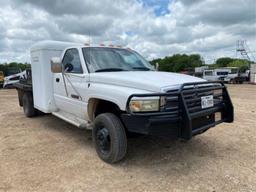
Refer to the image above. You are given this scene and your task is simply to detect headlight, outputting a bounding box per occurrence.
[129,97,160,112]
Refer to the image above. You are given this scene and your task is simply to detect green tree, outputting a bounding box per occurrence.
[150,54,203,72]
[0,62,31,76]
[227,59,249,72]
[215,57,234,67]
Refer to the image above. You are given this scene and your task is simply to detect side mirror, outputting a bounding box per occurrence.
[51,57,62,73]
[64,63,74,72]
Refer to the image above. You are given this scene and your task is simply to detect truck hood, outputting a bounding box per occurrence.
[89,71,205,92]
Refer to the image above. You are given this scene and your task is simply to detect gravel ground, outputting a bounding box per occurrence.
[0,84,255,192]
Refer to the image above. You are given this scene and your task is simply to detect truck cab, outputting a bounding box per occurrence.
[224,67,247,84]
[15,41,234,163]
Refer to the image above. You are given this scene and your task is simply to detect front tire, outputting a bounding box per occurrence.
[22,92,37,117]
[93,113,127,164]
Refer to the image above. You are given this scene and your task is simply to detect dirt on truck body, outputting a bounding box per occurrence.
[0,84,255,191]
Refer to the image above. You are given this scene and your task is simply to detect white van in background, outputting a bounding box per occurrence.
[203,69,231,81]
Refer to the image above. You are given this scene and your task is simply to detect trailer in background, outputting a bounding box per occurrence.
[194,66,209,78]
[0,71,4,88]
[3,70,27,88]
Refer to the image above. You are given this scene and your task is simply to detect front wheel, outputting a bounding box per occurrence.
[93,113,127,164]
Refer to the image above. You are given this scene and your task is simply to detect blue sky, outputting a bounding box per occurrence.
[140,0,171,16]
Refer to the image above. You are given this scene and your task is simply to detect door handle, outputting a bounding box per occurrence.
[56,78,60,82]
[71,94,80,99]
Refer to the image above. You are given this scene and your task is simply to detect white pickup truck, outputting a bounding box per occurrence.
[14,41,234,163]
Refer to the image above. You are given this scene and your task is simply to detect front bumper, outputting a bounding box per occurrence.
[121,114,180,137]
[121,81,234,140]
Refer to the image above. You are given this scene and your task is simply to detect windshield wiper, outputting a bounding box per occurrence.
[132,67,151,71]
[95,68,127,72]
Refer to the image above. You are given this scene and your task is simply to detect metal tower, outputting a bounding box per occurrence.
[236,40,256,83]
[236,40,256,62]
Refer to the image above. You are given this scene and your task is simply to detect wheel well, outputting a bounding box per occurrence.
[88,98,122,121]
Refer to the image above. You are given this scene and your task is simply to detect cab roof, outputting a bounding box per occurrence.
[30,40,83,51]
[30,40,127,52]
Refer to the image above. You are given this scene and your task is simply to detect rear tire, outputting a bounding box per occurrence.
[93,113,127,164]
[22,92,37,117]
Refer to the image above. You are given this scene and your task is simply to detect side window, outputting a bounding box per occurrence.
[62,49,83,73]
[204,71,213,76]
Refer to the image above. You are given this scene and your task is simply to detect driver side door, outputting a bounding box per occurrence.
[53,48,87,119]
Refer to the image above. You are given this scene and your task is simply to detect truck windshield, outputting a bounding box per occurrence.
[82,47,154,72]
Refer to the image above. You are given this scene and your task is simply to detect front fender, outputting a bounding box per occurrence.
[85,83,154,111]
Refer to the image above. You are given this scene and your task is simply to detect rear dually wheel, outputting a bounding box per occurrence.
[22,92,37,117]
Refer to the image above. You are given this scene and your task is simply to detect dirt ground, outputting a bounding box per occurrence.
[0,84,255,192]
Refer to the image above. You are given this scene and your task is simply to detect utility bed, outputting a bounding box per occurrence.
[14,69,33,107]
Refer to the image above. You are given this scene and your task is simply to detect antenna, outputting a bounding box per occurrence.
[89,31,92,45]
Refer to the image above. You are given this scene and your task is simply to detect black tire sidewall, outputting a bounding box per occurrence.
[22,92,36,117]
[93,120,112,160]
[93,113,127,163]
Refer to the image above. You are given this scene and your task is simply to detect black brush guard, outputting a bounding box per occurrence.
[124,81,234,140]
